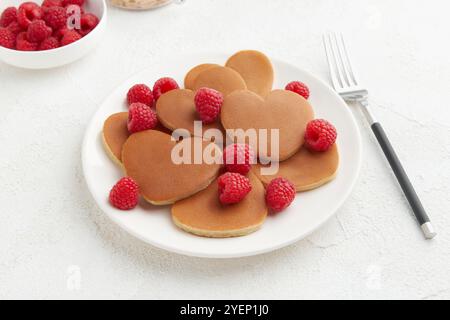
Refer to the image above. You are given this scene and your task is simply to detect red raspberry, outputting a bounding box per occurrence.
[42,0,63,7]
[60,29,81,46]
[265,177,296,212]
[7,21,22,35]
[305,119,337,152]
[0,28,15,49]
[17,2,43,29]
[62,0,85,6]
[43,6,67,31]
[0,7,18,28]
[53,25,69,39]
[109,177,139,210]
[27,20,52,43]
[152,77,179,102]
[218,172,252,205]
[65,4,84,15]
[39,36,59,50]
[127,103,158,133]
[79,13,99,36]
[223,143,255,175]
[285,81,310,99]
[127,84,153,107]
[16,32,38,51]
[194,87,223,124]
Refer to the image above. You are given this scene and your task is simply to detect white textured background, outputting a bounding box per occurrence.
[1,0,449,300]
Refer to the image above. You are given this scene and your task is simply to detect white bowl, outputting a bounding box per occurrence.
[0,0,107,69]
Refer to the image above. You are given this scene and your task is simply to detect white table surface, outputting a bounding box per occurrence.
[1,0,449,300]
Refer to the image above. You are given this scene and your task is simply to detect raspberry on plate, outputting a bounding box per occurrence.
[79,13,99,36]
[218,172,252,205]
[43,6,67,31]
[60,29,81,46]
[305,119,337,152]
[39,36,59,50]
[42,0,63,7]
[152,77,179,102]
[0,7,18,28]
[265,177,296,212]
[223,143,255,175]
[194,87,223,124]
[109,177,139,210]
[127,103,159,133]
[0,28,15,49]
[27,20,52,43]
[285,81,310,99]
[127,84,154,107]
[17,2,43,29]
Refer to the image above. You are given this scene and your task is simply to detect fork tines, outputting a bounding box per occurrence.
[323,33,359,91]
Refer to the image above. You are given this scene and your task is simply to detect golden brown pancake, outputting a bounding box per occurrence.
[122,130,222,205]
[156,89,224,139]
[184,63,220,90]
[172,172,267,238]
[102,112,129,165]
[192,66,247,96]
[221,90,314,161]
[226,50,274,97]
[102,112,172,165]
[252,144,339,191]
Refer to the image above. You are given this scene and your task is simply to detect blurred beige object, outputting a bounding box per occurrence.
[110,0,173,10]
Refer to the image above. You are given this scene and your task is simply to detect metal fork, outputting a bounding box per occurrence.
[323,33,436,239]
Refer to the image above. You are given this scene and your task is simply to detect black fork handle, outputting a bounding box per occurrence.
[370,122,435,238]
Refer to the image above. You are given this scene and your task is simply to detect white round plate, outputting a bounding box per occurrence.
[82,53,362,258]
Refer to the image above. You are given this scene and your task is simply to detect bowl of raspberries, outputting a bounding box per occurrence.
[0,0,107,69]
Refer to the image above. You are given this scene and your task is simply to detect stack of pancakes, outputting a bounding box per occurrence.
[102,50,339,238]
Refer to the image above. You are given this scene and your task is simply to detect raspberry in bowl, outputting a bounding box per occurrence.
[0,0,107,69]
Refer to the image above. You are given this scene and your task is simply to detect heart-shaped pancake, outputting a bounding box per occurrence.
[221,90,314,161]
[172,172,267,238]
[192,66,247,96]
[184,63,220,90]
[122,130,222,205]
[102,112,171,165]
[103,112,129,166]
[226,50,274,97]
[252,144,339,191]
[156,89,224,139]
